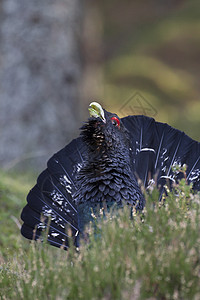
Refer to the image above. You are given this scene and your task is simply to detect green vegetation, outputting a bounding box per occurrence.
[101,0,200,141]
[0,171,34,259]
[0,171,200,299]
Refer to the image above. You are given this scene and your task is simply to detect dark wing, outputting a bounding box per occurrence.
[122,115,200,195]
[21,137,86,249]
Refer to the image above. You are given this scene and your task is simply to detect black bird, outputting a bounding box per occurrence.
[21,102,200,249]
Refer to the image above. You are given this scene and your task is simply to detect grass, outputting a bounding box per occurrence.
[0,171,200,299]
[0,171,34,259]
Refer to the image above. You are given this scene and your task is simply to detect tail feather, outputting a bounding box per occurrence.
[122,116,157,185]
[185,142,200,190]
[21,138,85,248]
[29,172,78,227]
[154,122,198,190]
[47,138,86,190]
[21,205,72,249]
[122,115,200,191]
[21,223,69,250]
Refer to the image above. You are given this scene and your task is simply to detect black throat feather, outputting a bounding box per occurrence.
[74,117,145,211]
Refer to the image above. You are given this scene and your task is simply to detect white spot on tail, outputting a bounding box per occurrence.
[140,148,155,153]
[63,175,71,184]
[60,176,72,193]
[37,222,46,229]
[43,209,52,216]
[51,232,59,237]
[160,175,176,182]
[76,163,82,173]
[188,169,200,182]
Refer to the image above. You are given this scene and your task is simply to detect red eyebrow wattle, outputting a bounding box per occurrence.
[111,116,120,128]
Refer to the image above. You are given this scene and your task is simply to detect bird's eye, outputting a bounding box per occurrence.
[111,117,120,129]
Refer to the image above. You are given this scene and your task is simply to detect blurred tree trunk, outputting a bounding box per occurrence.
[0,0,83,170]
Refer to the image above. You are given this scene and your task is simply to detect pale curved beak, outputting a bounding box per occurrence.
[88,102,106,123]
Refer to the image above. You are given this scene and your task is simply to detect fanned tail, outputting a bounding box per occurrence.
[21,138,86,249]
[122,115,200,194]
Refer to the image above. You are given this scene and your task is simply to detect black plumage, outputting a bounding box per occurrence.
[21,102,200,249]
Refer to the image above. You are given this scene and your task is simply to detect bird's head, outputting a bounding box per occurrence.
[81,102,131,155]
